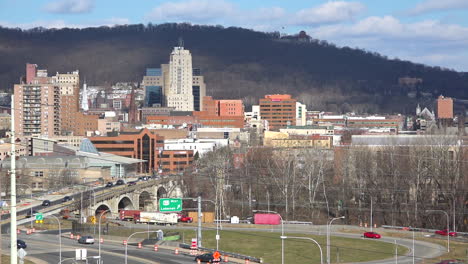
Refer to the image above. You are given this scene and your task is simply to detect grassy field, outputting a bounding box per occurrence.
[1,255,34,264]
[176,229,407,264]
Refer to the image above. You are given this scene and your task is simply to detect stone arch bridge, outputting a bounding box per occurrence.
[75,178,184,217]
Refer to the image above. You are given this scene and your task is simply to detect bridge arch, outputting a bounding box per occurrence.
[95,203,111,216]
[157,186,167,199]
[138,191,152,211]
[118,196,135,210]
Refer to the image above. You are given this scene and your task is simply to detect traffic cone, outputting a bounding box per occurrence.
[224,255,229,262]
[138,242,142,249]
[359,222,362,227]
[154,245,158,251]
[100,238,104,244]
[374,224,377,228]
[70,233,74,239]
[245,259,250,264]
[364,223,368,228]
[26,230,30,235]
[76,235,81,240]
[32,228,36,233]
[197,259,201,264]
[123,240,127,245]
[17,229,20,234]
[174,248,179,255]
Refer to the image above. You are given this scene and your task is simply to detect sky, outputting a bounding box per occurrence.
[1,0,468,71]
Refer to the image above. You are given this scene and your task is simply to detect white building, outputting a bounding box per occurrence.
[166,46,194,111]
[164,138,229,156]
[296,102,307,126]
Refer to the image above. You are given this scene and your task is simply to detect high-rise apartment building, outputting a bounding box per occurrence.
[14,80,61,137]
[55,70,80,134]
[259,94,296,130]
[14,64,98,137]
[142,46,206,111]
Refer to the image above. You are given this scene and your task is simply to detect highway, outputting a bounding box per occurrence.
[4,230,196,264]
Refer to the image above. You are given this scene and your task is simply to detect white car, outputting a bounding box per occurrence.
[78,236,95,244]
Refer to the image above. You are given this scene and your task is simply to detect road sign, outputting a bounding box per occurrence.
[18,248,27,264]
[35,213,43,221]
[18,248,27,259]
[159,198,182,212]
[75,249,87,261]
[35,213,43,223]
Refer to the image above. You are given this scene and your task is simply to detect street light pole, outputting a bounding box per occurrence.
[327,216,345,264]
[10,94,17,264]
[48,214,62,263]
[370,197,373,232]
[98,210,110,261]
[197,196,202,248]
[426,209,450,252]
[253,210,284,264]
[283,236,323,264]
[125,231,162,264]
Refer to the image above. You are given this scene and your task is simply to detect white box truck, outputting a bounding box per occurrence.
[138,212,178,225]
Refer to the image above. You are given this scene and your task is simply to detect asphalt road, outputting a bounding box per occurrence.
[3,231,196,264]
[116,222,448,264]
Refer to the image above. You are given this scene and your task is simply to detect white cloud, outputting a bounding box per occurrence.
[44,0,94,14]
[146,0,235,23]
[292,1,365,26]
[309,16,468,70]
[312,16,468,42]
[254,7,286,21]
[0,18,130,29]
[407,0,468,15]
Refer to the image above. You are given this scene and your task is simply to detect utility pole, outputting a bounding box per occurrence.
[197,195,202,248]
[10,94,17,264]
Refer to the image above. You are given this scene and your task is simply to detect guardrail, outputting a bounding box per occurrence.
[382,225,468,235]
[283,221,313,225]
[179,243,262,263]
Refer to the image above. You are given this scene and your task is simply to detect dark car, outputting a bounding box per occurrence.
[138,176,149,181]
[17,239,27,249]
[26,210,38,218]
[62,196,72,202]
[41,200,51,206]
[78,235,95,244]
[116,179,125,186]
[105,182,113,188]
[128,181,137,186]
[194,253,222,263]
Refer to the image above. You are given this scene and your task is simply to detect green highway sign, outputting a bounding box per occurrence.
[35,213,43,221]
[159,198,182,212]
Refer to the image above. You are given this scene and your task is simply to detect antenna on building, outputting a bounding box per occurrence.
[178,37,184,48]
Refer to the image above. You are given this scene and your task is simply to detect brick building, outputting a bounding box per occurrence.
[159,150,194,174]
[436,95,454,119]
[259,94,296,130]
[89,128,164,173]
[202,96,244,116]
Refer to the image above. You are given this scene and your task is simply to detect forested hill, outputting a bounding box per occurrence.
[0,23,467,113]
